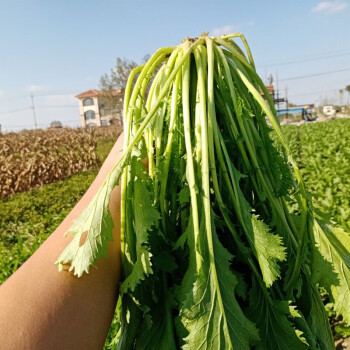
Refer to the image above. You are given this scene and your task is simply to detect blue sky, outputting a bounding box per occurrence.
[0,0,349,131]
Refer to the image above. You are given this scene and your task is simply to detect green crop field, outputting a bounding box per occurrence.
[0,119,349,348]
[282,119,350,232]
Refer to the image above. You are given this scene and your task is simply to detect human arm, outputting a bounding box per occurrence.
[0,132,125,350]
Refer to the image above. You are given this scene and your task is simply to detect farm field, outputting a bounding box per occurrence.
[0,120,349,348]
[0,126,122,198]
[0,127,121,283]
[282,119,350,231]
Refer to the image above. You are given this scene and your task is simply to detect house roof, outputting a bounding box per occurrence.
[75,89,122,98]
[75,89,100,98]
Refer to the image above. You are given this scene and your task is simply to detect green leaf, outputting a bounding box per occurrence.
[225,158,286,287]
[178,185,190,207]
[135,291,177,350]
[262,131,294,197]
[178,218,259,350]
[233,270,249,301]
[296,273,335,350]
[116,295,143,350]
[56,157,127,277]
[174,213,193,250]
[251,215,287,287]
[152,251,178,273]
[311,218,350,325]
[247,278,307,350]
[120,158,160,294]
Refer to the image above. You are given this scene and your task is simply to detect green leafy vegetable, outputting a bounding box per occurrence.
[57,32,350,349]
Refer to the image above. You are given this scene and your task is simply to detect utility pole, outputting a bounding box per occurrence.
[276,71,279,112]
[30,92,37,129]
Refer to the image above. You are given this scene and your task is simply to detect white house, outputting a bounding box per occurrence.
[76,89,122,128]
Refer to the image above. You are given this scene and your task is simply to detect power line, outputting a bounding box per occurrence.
[0,104,78,115]
[279,67,350,82]
[3,120,81,128]
[34,91,78,97]
[258,47,350,66]
[257,51,350,68]
[3,124,37,128]
[36,105,78,109]
[2,91,79,99]
[0,107,31,115]
[288,88,340,98]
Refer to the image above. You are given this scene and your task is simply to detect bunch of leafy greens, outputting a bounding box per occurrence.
[57,33,350,349]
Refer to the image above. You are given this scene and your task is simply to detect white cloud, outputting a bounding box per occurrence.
[210,22,254,37]
[0,90,4,97]
[211,25,237,37]
[312,1,348,14]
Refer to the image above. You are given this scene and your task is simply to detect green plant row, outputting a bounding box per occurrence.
[281,120,350,342]
[282,120,350,232]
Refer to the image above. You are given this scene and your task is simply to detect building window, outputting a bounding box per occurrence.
[84,110,95,120]
[83,98,94,106]
[101,119,109,126]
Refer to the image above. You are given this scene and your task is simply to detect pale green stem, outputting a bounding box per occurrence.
[159,69,182,233]
[121,65,145,267]
[215,37,274,112]
[215,33,256,69]
[145,65,166,178]
[217,38,309,293]
[182,42,202,270]
[121,51,169,263]
[234,67,309,294]
[216,45,298,238]
[207,39,246,252]
[200,38,232,345]
[123,65,145,126]
[118,41,202,264]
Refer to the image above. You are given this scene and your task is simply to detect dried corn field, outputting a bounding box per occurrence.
[90,125,122,140]
[0,127,121,198]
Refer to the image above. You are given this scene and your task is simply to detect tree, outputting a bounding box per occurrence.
[99,58,138,124]
[339,89,344,106]
[346,85,350,105]
[50,120,63,128]
[99,55,160,125]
